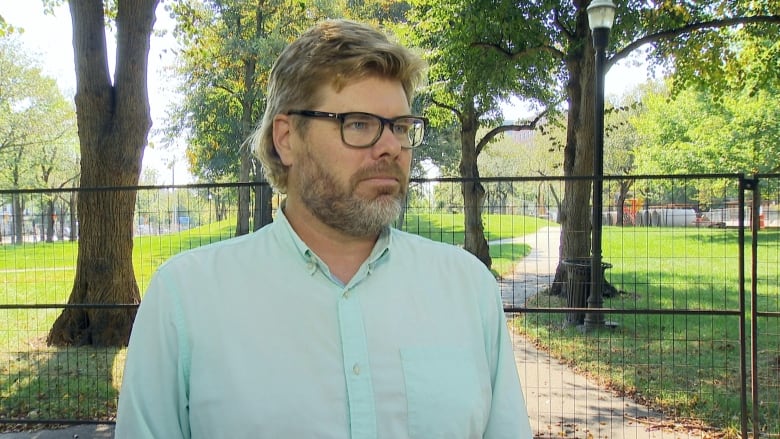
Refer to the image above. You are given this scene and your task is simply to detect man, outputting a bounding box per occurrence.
[116,19,532,438]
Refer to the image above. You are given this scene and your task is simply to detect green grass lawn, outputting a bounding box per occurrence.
[403,211,550,276]
[0,212,547,426]
[516,226,780,433]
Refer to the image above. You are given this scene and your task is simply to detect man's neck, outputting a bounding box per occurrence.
[283,198,379,284]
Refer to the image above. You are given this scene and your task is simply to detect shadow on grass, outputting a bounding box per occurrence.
[687,228,780,247]
[0,341,122,430]
[490,242,532,260]
[402,213,466,245]
[755,229,780,246]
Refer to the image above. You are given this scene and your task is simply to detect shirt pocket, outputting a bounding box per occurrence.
[400,346,489,439]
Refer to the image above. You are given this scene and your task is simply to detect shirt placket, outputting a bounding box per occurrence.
[338,283,377,439]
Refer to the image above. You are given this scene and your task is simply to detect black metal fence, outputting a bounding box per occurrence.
[0,174,777,437]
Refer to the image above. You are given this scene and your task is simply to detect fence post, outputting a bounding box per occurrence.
[738,175,758,439]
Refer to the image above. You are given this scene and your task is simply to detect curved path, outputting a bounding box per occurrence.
[495,226,561,308]
[500,227,703,438]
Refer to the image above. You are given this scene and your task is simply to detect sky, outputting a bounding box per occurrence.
[2,2,653,183]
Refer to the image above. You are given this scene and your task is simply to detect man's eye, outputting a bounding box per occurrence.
[346,121,369,130]
[392,123,411,135]
[344,116,375,131]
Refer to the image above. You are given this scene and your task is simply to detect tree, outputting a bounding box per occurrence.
[634,83,780,176]
[167,0,340,235]
[581,2,779,290]
[408,97,461,178]
[47,0,159,347]
[404,0,558,267]
[631,25,780,210]
[347,0,411,25]
[408,0,780,292]
[603,95,643,227]
[478,138,514,215]
[0,37,79,244]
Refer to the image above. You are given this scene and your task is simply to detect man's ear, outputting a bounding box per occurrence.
[273,114,295,166]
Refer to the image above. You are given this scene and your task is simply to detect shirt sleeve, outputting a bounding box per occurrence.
[483,280,534,438]
[115,270,191,439]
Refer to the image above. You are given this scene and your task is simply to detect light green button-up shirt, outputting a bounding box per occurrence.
[116,211,532,438]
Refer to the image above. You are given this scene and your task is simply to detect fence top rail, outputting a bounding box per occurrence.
[0,173,751,195]
[0,181,266,195]
[413,173,744,184]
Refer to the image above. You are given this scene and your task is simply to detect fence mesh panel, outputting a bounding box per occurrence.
[0,175,777,437]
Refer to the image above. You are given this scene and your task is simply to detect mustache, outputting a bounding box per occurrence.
[352,161,408,182]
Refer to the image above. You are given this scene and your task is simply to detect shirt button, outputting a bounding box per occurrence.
[352,363,360,375]
[343,290,351,299]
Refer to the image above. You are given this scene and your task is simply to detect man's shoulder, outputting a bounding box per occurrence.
[159,222,279,270]
[390,228,454,250]
[389,228,485,265]
[388,229,498,296]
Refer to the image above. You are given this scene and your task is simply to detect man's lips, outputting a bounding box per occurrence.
[361,175,400,183]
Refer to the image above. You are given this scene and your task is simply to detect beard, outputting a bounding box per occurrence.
[295,151,408,238]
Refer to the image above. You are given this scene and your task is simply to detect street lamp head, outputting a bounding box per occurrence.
[587,0,616,30]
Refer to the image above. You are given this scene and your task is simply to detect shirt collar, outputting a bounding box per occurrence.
[274,207,392,270]
[273,208,313,262]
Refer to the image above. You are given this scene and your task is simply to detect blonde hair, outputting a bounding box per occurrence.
[251,19,426,193]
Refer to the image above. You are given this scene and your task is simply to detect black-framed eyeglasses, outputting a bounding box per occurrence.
[286,110,428,149]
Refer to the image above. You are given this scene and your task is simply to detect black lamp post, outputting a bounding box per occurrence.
[585,0,616,329]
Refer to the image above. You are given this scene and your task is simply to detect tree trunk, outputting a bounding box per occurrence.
[237,89,256,234]
[253,184,273,231]
[69,191,78,241]
[236,152,252,236]
[253,168,274,231]
[551,13,595,296]
[549,183,561,222]
[459,103,491,268]
[615,180,632,226]
[48,0,158,347]
[215,193,225,221]
[12,193,23,245]
[235,88,253,233]
[45,199,55,243]
[616,192,625,226]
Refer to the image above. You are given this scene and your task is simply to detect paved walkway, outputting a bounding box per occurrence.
[2,227,706,438]
[500,227,702,438]
[496,226,561,308]
[0,425,112,438]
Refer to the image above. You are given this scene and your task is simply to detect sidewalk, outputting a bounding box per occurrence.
[501,227,702,438]
[0,425,113,438]
[496,226,561,308]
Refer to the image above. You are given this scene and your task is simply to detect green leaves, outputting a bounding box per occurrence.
[164,0,348,182]
[633,84,780,175]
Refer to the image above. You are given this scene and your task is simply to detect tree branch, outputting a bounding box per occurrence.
[430,97,462,119]
[472,42,565,62]
[474,7,571,59]
[476,107,550,157]
[553,8,573,42]
[608,15,780,69]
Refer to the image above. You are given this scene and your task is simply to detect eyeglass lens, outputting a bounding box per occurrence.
[341,113,424,148]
